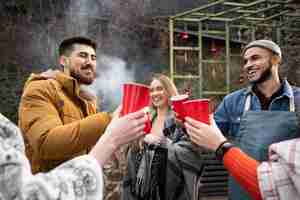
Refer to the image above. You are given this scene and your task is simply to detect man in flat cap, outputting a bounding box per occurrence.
[214,40,300,200]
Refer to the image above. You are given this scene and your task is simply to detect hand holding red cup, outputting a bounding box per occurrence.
[183,99,210,124]
[120,83,152,134]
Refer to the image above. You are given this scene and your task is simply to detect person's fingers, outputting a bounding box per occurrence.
[124,116,146,135]
[132,123,146,133]
[127,109,146,120]
[125,128,145,143]
[184,122,192,134]
[188,134,200,145]
[129,116,147,130]
[184,123,195,135]
[184,122,201,138]
[115,125,144,146]
[185,117,206,129]
[185,128,201,145]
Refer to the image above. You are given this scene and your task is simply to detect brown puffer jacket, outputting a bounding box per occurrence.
[18,70,111,173]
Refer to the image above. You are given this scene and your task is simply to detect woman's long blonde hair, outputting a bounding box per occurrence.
[150,73,178,108]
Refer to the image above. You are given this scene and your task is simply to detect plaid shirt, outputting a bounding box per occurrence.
[258,139,300,200]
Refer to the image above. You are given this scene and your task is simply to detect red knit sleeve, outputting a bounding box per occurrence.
[223,147,262,200]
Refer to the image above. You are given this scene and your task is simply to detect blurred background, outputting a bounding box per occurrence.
[0,1,299,199]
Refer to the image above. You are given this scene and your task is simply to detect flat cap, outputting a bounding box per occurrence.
[242,40,282,59]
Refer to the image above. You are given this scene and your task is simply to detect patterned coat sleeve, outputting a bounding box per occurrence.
[22,155,104,200]
[257,139,300,200]
[0,113,104,200]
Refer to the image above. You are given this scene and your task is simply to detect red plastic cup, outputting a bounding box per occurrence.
[144,112,152,134]
[120,83,151,133]
[183,99,210,124]
[121,83,150,115]
[171,94,189,121]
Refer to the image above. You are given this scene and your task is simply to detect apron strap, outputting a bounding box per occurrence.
[244,94,295,112]
[290,96,295,112]
[244,95,251,112]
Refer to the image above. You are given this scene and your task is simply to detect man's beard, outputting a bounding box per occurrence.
[249,62,273,84]
[70,68,96,85]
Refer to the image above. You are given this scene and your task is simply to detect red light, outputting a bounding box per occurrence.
[180,32,189,40]
[211,40,219,58]
[211,47,217,53]
[211,40,217,53]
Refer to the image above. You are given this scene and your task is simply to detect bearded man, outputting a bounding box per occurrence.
[214,40,300,200]
[18,36,111,173]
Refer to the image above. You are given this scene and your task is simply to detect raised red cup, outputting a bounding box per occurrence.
[183,99,210,124]
[170,94,189,121]
[120,83,151,133]
[121,83,150,115]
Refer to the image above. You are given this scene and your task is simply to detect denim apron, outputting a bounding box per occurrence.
[229,94,299,200]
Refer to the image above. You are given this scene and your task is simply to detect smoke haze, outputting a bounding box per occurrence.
[90,55,135,111]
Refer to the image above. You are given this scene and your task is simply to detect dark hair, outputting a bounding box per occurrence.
[58,36,97,56]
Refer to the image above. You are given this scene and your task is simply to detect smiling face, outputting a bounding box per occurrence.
[61,44,97,85]
[149,79,169,109]
[243,47,277,84]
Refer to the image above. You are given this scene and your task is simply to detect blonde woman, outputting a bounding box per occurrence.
[121,74,203,200]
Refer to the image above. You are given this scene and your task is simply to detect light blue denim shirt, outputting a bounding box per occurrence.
[214,79,300,138]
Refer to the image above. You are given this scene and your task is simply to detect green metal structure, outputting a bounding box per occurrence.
[169,0,300,98]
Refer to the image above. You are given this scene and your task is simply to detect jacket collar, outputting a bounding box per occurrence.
[55,71,80,97]
[243,79,293,99]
